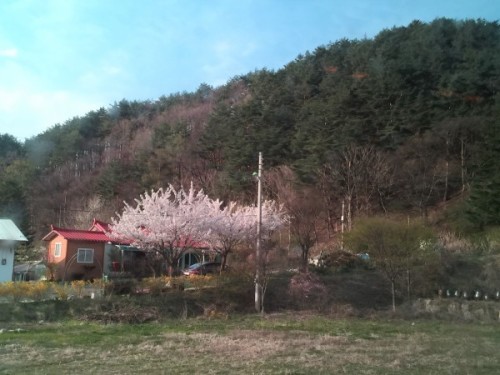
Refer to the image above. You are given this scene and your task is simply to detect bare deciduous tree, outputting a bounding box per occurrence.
[346,216,435,311]
[265,166,323,272]
[70,196,104,229]
[320,145,392,231]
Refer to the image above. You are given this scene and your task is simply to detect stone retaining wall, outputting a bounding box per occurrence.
[413,298,500,322]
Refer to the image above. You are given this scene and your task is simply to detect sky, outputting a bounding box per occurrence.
[1,0,499,142]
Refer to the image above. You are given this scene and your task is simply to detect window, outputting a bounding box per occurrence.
[179,252,200,269]
[54,243,62,257]
[77,248,94,264]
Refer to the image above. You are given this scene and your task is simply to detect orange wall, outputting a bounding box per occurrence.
[47,236,105,281]
[47,235,67,281]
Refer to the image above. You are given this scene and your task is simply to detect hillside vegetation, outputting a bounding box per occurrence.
[1,18,499,251]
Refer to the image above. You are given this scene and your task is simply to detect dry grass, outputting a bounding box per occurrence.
[1,313,499,374]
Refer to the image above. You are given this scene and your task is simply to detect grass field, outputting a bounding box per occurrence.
[1,313,499,374]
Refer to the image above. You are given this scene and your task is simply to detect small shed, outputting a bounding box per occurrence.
[42,219,143,281]
[13,261,47,281]
[42,226,113,281]
[0,219,28,282]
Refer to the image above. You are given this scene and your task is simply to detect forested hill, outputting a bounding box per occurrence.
[1,18,500,245]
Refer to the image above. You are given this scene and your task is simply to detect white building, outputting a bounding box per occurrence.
[0,219,28,282]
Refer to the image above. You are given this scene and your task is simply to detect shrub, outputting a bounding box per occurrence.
[51,283,72,300]
[26,281,50,300]
[182,274,216,289]
[0,282,20,300]
[288,272,328,310]
[0,281,51,301]
[313,249,368,273]
[71,280,87,298]
[105,277,137,295]
[139,276,171,295]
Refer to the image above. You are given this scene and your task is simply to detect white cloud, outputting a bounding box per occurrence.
[0,85,104,140]
[202,39,260,86]
[103,65,122,76]
[0,48,18,58]
[78,64,124,90]
[28,90,102,124]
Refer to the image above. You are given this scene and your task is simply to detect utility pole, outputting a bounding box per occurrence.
[255,152,263,313]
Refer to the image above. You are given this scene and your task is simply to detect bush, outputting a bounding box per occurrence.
[438,252,500,296]
[51,283,72,300]
[0,281,51,301]
[105,274,138,295]
[71,280,86,297]
[288,272,328,310]
[137,276,186,294]
[139,276,171,295]
[182,274,216,289]
[313,250,369,273]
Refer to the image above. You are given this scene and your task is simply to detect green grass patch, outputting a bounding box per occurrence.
[1,314,499,374]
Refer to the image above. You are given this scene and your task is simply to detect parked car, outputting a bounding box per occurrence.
[182,262,223,276]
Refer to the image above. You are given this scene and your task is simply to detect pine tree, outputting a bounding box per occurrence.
[466,95,500,227]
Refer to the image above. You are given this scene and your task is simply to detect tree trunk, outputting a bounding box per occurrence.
[347,194,352,231]
[260,276,268,315]
[167,264,174,277]
[391,280,396,312]
[461,137,466,194]
[443,137,450,202]
[407,269,411,301]
[300,246,309,273]
[443,160,449,202]
[220,251,228,275]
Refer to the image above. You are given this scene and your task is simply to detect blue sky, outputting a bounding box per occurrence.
[1,0,499,141]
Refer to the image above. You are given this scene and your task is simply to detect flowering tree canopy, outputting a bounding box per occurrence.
[206,199,288,271]
[109,183,288,276]
[205,202,256,271]
[108,184,213,276]
[260,200,289,235]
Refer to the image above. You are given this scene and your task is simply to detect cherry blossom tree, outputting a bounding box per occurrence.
[206,199,288,273]
[108,184,213,276]
[204,201,254,272]
[109,182,288,278]
[260,199,289,234]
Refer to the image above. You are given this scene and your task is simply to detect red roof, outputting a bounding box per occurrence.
[42,225,113,242]
[42,220,206,248]
[174,237,210,249]
[89,218,111,233]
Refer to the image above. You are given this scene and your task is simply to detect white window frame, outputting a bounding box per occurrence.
[77,248,94,264]
[54,242,62,258]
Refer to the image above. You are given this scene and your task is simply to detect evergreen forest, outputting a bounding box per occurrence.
[1,18,500,258]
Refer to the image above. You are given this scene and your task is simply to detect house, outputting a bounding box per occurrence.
[42,219,214,281]
[43,219,146,281]
[43,218,144,281]
[91,218,217,273]
[88,219,138,274]
[43,225,119,281]
[0,219,28,282]
[175,237,215,270]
